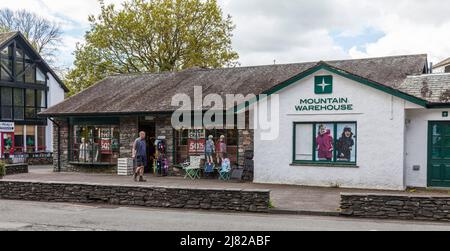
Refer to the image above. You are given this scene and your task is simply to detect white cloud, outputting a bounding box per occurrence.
[2,0,450,67]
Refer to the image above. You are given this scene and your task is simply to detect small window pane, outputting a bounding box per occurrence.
[1,66,12,81]
[25,63,36,83]
[25,107,36,119]
[16,59,24,82]
[315,123,335,161]
[1,87,12,105]
[14,89,24,106]
[26,89,35,107]
[0,46,10,57]
[36,90,46,108]
[36,68,46,84]
[295,124,313,161]
[16,48,24,60]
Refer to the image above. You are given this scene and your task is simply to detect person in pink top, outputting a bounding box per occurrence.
[316,125,334,161]
[216,135,227,164]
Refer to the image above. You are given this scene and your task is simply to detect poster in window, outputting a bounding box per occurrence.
[100,128,112,154]
[336,124,356,162]
[315,124,335,161]
[188,138,206,154]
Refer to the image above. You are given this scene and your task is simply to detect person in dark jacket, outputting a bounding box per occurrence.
[336,127,355,161]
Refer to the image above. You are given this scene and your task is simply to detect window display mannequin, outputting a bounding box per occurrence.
[205,135,215,165]
[79,137,89,162]
[216,135,227,164]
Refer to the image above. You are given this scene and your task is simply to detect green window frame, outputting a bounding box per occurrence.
[293,122,358,166]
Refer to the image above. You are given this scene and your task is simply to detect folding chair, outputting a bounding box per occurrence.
[219,158,231,181]
[184,166,201,180]
[219,168,231,181]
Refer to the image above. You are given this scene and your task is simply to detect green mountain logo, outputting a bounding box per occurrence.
[315,76,333,94]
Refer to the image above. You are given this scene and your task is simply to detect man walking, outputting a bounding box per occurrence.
[132,131,147,182]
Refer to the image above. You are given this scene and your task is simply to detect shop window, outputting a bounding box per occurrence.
[293,122,357,165]
[1,87,12,120]
[175,128,239,166]
[14,125,24,153]
[26,126,36,152]
[70,125,120,164]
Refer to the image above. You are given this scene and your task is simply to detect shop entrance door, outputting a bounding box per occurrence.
[139,120,156,174]
[428,122,450,187]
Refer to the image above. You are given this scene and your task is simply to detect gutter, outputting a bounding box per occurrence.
[48,117,61,172]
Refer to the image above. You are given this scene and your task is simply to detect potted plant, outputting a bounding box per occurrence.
[0,161,6,179]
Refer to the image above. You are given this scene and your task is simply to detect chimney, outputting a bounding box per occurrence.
[429,62,433,74]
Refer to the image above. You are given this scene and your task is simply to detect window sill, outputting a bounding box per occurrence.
[290,162,359,168]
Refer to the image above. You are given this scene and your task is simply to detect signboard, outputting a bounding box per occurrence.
[295,97,354,112]
[315,76,333,94]
[0,122,14,133]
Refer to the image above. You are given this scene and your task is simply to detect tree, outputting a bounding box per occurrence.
[66,0,239,96]
[0,9,62,62]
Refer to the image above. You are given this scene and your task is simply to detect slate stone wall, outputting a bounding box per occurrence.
[5,164,28,175]
[0,181,270,213]
[341,193,450,222]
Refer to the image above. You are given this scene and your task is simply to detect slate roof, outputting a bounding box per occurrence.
[399,73,450,104]
[433,57,450,69]
[0,31,18,47]
[0,31,69,92]
[40,54,431,116]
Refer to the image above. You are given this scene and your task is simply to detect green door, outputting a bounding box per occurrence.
[428,122,450,187]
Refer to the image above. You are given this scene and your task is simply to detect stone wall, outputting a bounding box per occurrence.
[341,193,450,222]
[120,116,139,158]
[52,119,69,172]
[0,181,270,213]
[5,164,28,175]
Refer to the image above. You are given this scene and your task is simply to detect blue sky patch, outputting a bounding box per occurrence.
[331,27,385,52]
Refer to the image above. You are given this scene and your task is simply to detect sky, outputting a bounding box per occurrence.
[1,0,450,68]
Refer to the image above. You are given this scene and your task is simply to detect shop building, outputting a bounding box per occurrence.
[41,54,450,190]
[0,32,68,159]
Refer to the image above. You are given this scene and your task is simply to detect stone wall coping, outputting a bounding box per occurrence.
[341,192,450,199]
[6,164,28,167]
[0,180,271,194]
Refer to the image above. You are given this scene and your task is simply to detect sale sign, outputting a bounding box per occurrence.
[188,138,206,154]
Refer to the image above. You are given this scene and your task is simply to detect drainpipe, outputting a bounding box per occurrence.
[48,117,61,172]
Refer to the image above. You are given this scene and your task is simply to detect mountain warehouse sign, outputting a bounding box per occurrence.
[295,97,354,112]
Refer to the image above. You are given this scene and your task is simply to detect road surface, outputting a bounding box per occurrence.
[0,200,449,231]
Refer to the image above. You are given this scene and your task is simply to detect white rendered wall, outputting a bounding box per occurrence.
[45,74,66,152]
[405,108,450,188]
[254,69,413,190]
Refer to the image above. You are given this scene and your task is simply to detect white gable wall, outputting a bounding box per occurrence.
[254,69,412,190]
[45,73,66,152]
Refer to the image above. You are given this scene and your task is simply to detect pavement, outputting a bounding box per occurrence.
[1,200,450,231]
[3,165,450,214]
